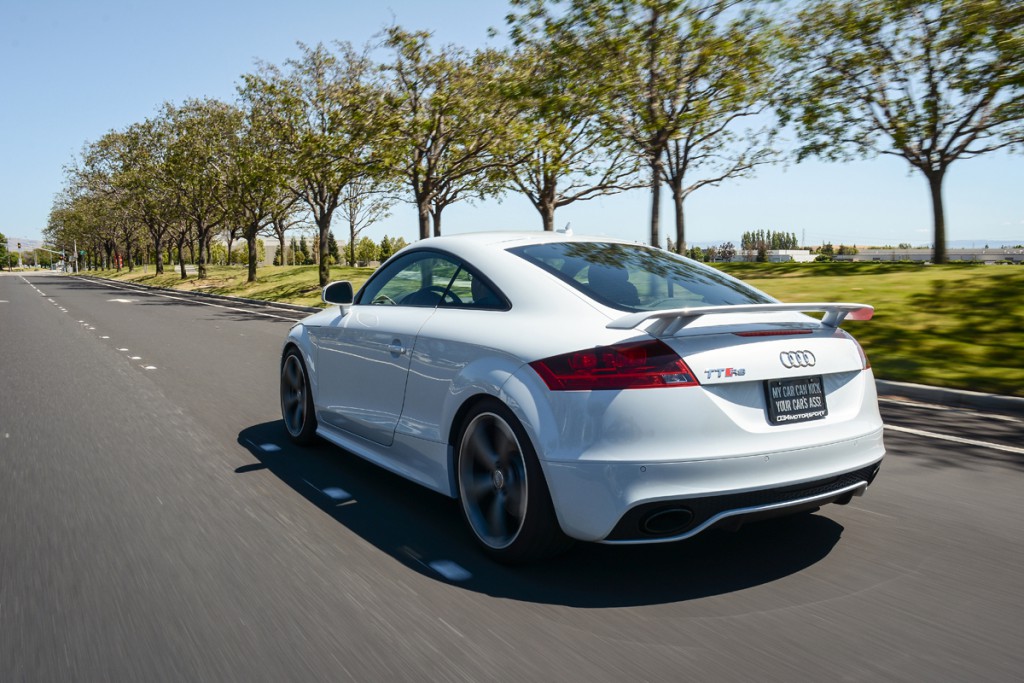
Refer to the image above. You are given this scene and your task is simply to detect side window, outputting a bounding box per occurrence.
[357,252,461,307]
[443,268,506,310]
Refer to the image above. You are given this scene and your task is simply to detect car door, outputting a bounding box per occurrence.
[311,251,461,447]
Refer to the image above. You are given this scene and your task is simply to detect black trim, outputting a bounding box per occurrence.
[605,462,881,541]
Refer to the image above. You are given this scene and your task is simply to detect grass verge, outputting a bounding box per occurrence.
[86,261,1024,397]
[716,262,1024,397]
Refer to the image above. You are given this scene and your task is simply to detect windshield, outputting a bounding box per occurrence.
[510,242,774,312]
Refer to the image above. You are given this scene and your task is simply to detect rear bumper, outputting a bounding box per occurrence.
[541,426,885,542]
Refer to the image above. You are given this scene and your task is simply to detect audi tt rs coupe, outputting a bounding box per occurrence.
[280,231,885,562]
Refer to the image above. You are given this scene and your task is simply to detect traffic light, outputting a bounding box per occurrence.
[17,242,21,249]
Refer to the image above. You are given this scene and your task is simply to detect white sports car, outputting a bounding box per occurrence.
[280,231,884,562]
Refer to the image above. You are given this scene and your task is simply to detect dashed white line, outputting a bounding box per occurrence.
[429,561,472,582]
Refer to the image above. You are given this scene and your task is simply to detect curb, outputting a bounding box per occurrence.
[75,274,321,315]
[876,379,1023,417]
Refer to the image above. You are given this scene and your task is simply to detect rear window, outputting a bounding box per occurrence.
[509,242,773,312]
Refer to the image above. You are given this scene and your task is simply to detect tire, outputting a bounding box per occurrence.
[455,399,571,563]
[281,347,317,445]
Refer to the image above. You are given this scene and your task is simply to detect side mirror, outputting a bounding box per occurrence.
[322,281,354,305]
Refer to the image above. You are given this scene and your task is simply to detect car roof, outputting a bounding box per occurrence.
[414,231,640,251]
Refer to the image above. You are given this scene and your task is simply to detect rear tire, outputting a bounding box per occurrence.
[281,347,317,445]
[455,399,570,563]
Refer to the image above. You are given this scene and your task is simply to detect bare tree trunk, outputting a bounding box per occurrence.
[649,159,662,249]
[153,235,164,275]
[247,236,258,283]
[177,233,188,279]
[672,182,686,254]
[431,206,442,238]
[417,199,431,241]
[316,213,332,288]
[927,170,947,264]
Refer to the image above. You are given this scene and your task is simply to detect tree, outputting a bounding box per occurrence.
[354,236,378,265]
[378,234,409,262]
[231,80,296,282]
[496,38,642,230]
[512,0,781,249]
[780,0,1024,264]
[327,231,341,265]
[243,42,388,287]
[383,28,517,239]
[339,174,395,267]
[162,99,240,279]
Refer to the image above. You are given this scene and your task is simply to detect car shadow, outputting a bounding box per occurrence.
[237,421,844,608]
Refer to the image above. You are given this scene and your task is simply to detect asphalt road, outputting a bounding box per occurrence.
[2,271,1021,682]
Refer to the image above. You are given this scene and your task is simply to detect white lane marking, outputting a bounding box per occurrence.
[129,356,141,360]
[0,300,7,303]
[884,424,1024,455]
[321,487,351,501]
[100,336,110,339]
[879,396,1020,423]
[142,366,157,370]
[107,298,136,303]
[117,348,129,352]
[429,561,472,582]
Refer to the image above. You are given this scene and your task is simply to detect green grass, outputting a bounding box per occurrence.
[93,264,377,308]
[87,261,1024,397]
[715,262,1024,397]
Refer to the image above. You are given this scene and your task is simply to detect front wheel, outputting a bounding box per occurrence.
[456,399,570,563]
[281,347,317,445]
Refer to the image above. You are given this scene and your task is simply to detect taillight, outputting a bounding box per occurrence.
[530,340,699,391]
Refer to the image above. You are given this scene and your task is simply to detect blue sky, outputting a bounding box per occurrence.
[2,0,1021,248]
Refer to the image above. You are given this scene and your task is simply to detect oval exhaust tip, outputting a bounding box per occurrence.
[641,508,694,536]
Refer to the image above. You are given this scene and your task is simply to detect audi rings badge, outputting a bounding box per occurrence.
[779,350,816,369]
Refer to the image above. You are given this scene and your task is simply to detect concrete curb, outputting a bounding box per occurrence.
[75,274,321,315]
[876,379,1023,417]
[72,274,1022,416]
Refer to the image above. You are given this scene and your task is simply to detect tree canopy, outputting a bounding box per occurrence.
[780,0,1024,263]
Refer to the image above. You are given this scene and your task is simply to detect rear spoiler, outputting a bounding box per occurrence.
[607,303,874,336]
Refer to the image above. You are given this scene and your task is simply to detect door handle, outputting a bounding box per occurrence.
[387,340,406,356]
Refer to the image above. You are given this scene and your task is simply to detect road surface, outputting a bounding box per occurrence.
[2,271,1021,681]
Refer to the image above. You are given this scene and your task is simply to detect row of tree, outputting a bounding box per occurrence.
[45,0,1023,274]
[740,230,800,252]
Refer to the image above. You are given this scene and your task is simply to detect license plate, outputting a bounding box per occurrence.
[764,376,828,425]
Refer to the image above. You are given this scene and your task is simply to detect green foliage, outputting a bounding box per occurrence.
[780,0,1024,263]
[741,230,800,251]
[241,41,389,286]
[383,28,517,239]
[354,236,378,265]
[715,262,1024,396]
[327,232,341,265]
[510,1,783,247]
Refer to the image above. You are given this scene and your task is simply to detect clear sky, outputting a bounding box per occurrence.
[2,0,1021,249]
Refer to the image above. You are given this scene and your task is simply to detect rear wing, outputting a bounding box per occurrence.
[607,303,874,336]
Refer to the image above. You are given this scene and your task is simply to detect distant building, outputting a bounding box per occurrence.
[839,248,1024,264]
[730,249,817,263]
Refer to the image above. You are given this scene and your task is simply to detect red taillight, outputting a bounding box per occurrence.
[530,340,699,391]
